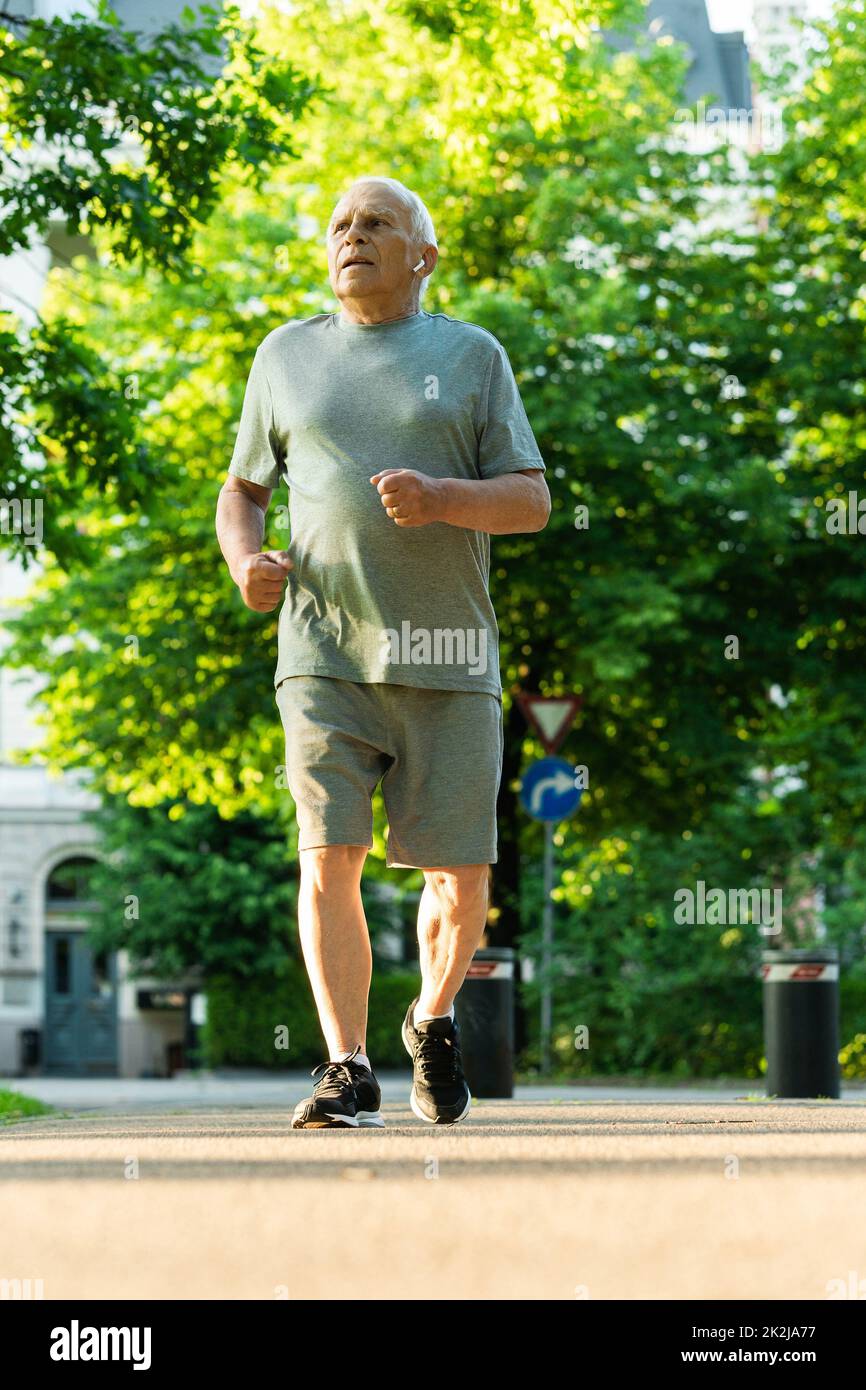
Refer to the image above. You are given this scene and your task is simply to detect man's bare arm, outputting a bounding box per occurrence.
[216,474,270,579]
[434,469,551,534]
[216,474,293,612]
[370,466,551,534]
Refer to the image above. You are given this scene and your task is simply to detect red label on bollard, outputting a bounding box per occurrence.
[466,961,514,980]
[761,962,839,982]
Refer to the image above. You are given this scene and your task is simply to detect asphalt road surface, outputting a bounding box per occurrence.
[3,1083,865,1300]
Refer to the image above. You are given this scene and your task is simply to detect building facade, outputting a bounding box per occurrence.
[0,619,190,1078]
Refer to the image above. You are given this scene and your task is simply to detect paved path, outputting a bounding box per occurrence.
[3,1081,866,1299]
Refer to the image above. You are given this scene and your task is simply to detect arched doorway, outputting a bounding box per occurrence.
[43,856,118,1076]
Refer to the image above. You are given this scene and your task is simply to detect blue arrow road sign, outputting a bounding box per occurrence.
[520,757,583,822]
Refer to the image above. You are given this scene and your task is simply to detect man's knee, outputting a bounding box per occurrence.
[299,844,368,891]
[423,864,489,914]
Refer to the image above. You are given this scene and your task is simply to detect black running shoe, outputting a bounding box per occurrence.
[291,1045,384,1129]
[402,997,472,1125]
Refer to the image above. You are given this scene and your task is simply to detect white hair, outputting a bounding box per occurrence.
[334,175,437,300]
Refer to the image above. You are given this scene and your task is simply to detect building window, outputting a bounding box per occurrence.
[46,856,99,908]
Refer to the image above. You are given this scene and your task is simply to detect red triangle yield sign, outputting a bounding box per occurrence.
[515,692,583,755]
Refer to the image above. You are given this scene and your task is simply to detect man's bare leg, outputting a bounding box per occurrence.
[297,844,371,1058]
[401,863,489,1124]
[415,864,490,1017]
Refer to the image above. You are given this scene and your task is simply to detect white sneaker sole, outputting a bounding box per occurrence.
[409,1085,472,1125]
[355,1110,385,1128]
[292,1108,385,1130]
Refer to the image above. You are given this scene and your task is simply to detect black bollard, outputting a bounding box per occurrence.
[762,947,840,1098]
[454,948,514,1098]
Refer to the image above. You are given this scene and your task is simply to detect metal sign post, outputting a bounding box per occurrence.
[517,690,585,1076]
[520,758,583,1075]
[541,820,555,1075]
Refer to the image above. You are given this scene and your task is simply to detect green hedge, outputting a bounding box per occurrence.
[522,974,866,1080]
[840,976,866,1080]
[203,959,420,1070]
[204,965,866,1079]
[528,980,766,1080]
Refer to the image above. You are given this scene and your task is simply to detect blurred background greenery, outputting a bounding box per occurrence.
[2,0,865,1077]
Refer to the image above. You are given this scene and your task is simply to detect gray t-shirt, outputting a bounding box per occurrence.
[228,308,545,698]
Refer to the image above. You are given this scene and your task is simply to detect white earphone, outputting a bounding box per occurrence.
[412,259,425,272]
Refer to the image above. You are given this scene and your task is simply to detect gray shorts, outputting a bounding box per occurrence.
[275,676,504,868]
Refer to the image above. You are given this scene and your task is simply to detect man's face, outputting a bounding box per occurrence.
[326,183,420,305]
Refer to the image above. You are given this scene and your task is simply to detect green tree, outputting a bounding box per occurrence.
[84,798,298,980]
[0,0,318,567]
[516,0,866,1068]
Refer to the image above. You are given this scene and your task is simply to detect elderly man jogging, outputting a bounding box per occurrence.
[216,175,549,1128]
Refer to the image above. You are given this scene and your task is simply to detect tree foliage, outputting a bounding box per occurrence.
[0,0,318,565]
[83,798,298,980]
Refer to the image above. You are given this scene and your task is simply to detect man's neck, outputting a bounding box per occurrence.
[338,297,421,325]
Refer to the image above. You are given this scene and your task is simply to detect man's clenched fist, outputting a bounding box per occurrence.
[370,469,444,527]
[234,550,293,612]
